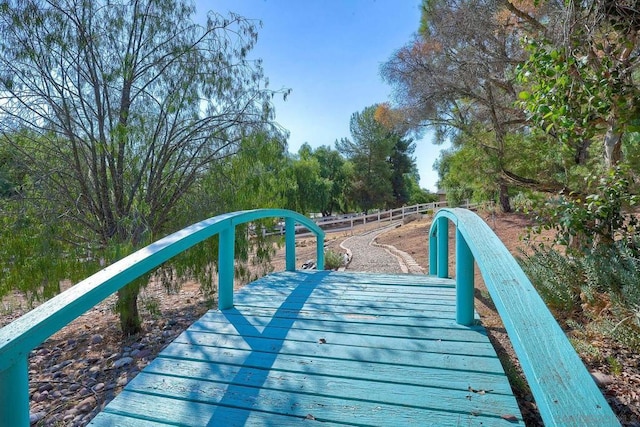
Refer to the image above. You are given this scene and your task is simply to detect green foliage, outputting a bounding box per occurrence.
[521,237,640,351]
[337,105,417,213]
[529,166,639,252]
[324,249,345,270]
[519,247,582,313]
[0,1,281,334]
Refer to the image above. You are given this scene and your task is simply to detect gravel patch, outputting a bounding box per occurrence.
[340,223,408,274]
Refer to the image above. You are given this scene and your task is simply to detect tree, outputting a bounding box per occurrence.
[336,106,397,213]
[381,0,563,211]
[389,134,417,207]
[308,145,352,216]
[0,0,280,335]
[517,0,640,169]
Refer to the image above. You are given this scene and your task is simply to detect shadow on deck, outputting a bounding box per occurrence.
[89,270,522,426]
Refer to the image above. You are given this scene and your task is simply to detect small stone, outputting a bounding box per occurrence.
[590,371,614,386]
[106,352,121,362]
[38,383,53,393]
[136,349,151,359]
[69,383,81,392]
[117,375,129,387]
[93,382,105,392]
[52,390,62,399]
[77,396,96,413]
[113,357,133,369]
[29,411,46,424]
[130,349,140,358]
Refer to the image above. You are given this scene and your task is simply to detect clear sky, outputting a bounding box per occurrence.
[197,0,444,191]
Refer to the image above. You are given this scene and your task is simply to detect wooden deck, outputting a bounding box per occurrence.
[88,270,523,426]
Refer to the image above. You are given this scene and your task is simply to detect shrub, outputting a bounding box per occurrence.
[324,249,346,270]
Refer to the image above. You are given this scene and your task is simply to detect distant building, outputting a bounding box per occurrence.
[436,189,447,203]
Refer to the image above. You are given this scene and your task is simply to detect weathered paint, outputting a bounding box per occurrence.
[456,227,475,325]
[89,271,523,426]
[437,215,449,278]
[429,208,620,426]
[0,209,324,427]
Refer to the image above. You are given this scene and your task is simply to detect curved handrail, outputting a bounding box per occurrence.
[0,208,324,427]
[428,208,619,426]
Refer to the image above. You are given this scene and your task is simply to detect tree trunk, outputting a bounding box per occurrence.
[499,183,511,213]
[117,282,142,336]
[604,123,623,168]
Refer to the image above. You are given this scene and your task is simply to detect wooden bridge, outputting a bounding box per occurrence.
[0,209,621,426]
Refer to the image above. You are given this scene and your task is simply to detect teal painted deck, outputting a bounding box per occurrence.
[89,270,523,426]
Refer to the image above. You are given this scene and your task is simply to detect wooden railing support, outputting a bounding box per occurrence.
[455,228,474,325]
[436,215,448,278]
[218,225,235,310]
[285,217,296,271]
[0,356,29,427]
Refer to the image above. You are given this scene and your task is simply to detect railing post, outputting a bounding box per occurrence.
[285,217,296,271]
[436,216,448,278]
[429,228,437,276]
[316,233,325,270]
[0,357,30,427]
[218,225,235,310]
[456,228,475,325]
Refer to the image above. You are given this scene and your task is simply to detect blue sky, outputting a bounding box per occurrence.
[197,1,443,191]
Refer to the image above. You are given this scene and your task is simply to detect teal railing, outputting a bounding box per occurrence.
[429,208,619,426]
[0,209,324,427]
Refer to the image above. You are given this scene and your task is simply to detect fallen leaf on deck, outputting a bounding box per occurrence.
[501,414,518,422]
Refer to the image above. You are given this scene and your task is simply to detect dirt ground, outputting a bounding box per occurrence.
[376,212,640,427]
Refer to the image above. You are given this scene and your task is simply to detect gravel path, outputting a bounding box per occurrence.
[340,223,423,274]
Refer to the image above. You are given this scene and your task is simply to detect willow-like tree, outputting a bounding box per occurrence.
[0,0,280,335]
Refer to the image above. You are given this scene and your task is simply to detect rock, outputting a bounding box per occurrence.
[90,334,104,344]
[77,396,96,413]
[29,411,46,424]
[106,352,121,362]
[590,371,615,386]
[135,349,151,359]
[117,375,129,387]
[38,383,53,393]
[113,356,133,369]
[93,382,105,392]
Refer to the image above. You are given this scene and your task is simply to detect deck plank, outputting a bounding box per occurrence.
[89,271,523,426]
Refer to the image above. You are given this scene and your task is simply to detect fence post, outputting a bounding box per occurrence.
[0,356,29,427]
[437,216,448,278]
[218,225,235,310]
[456,228,474,325]
[285,217,296,271]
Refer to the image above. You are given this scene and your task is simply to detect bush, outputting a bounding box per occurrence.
[521,238,640,351]
[324,249,346,270]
